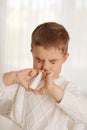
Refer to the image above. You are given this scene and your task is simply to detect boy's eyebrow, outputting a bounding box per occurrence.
[50,59,59,61]
[35,57,60,61]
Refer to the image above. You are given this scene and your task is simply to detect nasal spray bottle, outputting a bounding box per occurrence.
[30,71,43,89]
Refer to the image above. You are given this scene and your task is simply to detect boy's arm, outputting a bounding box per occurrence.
[32,71,87,124]
[3,71,17,86]
[57,83,87,124]
[0,72,18,116]
[0,68,38,116]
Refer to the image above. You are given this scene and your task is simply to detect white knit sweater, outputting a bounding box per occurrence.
[0,75,87,130]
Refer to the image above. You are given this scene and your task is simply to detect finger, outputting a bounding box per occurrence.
[27,87,33,92]
[29,69,38,77]
[25,75,31,81]
[31,89,40,95]
[45,71,54,84]
[42,71,47,79]
[21,80,29,90]
[25,70,38,82]
[32,87,48,95]
[23,68,32,75]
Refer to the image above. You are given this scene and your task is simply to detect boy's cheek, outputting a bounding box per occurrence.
[55,72,60,78]
[33,62,39,68]
[33,67,40,71]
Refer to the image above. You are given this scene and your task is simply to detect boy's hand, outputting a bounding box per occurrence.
[15,69,38,90]
[3,69,38,91]
[32,71,64,102]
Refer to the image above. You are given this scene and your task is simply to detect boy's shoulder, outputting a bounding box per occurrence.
[54,75,76,89]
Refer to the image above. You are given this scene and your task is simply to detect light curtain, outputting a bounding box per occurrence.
[0,0,87,90]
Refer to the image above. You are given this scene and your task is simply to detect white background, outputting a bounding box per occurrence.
[0,0,87,93]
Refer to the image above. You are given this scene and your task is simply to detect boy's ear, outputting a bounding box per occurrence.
[62,53,69,63]
[31,49,32,52]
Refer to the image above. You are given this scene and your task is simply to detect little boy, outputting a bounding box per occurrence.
[1,22,87,130]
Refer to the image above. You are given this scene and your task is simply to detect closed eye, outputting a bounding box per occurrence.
[50,60,57,64]
[35,57,42,63]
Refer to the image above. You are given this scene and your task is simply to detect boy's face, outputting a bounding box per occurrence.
[32,46,68,78]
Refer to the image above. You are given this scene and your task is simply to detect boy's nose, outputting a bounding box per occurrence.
[41,61,49,71]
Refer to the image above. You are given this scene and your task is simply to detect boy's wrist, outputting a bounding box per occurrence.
[13,71,18,84]
[51,85,64,103]
[55,88,64,103]
[3,71,18,86]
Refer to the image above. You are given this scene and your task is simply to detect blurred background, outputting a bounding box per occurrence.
[0,0,87,93]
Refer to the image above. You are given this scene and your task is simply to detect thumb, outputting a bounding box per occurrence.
[21,80,29,90]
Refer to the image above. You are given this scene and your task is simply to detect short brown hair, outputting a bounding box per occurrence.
[31,22,70,55]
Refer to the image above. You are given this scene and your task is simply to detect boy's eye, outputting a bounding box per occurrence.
[51,61,56,64]
[36,59,42,63]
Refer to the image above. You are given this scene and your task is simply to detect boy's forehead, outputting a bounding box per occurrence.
[32,46,63,59]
